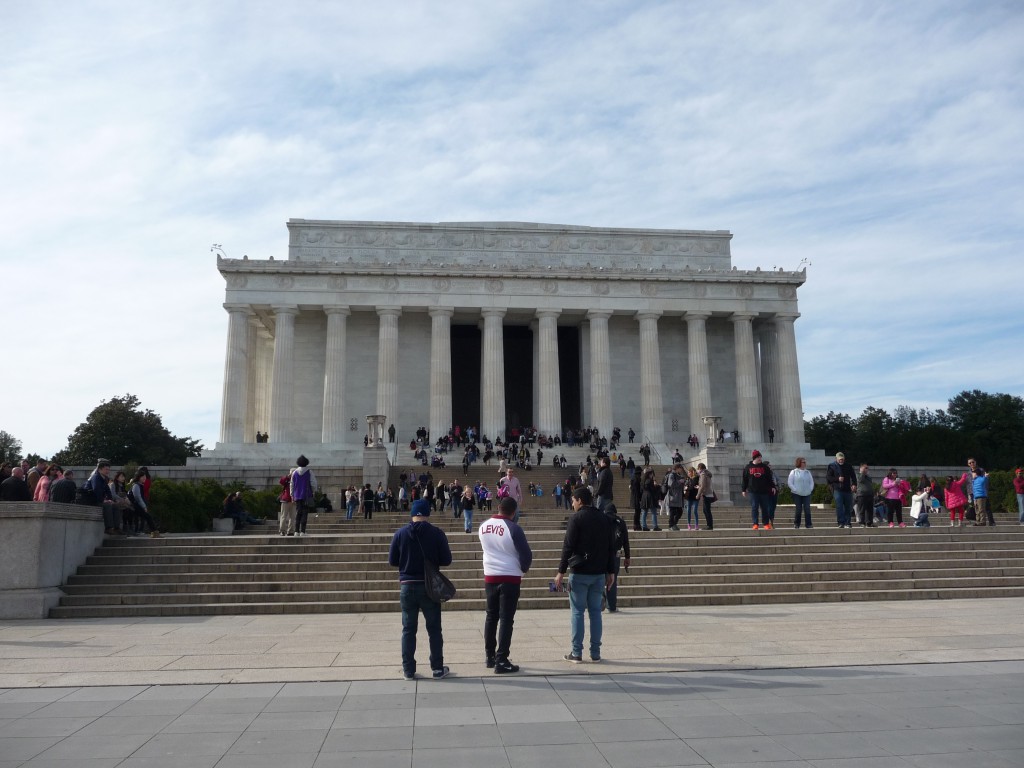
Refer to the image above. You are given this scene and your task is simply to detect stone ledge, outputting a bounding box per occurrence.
[0,502,105,619]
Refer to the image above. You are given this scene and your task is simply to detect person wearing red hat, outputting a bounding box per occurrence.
[742,450,773,530]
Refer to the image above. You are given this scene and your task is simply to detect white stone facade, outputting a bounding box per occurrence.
[208,219,809,461]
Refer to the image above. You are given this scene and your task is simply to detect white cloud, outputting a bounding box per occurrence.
[1,0,1022,456]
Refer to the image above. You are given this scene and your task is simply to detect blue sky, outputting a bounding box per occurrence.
[2,0,1022,458]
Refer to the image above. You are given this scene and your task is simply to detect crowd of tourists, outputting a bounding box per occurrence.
[739,451,1018,530]
[0,458,162,537]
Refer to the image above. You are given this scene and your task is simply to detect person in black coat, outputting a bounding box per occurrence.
[0,468,31,501]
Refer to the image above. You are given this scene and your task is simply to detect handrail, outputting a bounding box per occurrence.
[639,434,663,464]
[389,431,400,466]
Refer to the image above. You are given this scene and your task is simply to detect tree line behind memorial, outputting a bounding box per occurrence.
[803,390,1023,471]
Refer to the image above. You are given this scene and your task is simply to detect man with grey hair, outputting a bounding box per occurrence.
[826,452,857,529]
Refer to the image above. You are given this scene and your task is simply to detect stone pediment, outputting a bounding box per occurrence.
[283,219,735,273]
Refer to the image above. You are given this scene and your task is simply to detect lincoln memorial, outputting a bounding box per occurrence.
[204,219,811,466]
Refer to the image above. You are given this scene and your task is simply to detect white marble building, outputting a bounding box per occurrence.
[207,219,810,465]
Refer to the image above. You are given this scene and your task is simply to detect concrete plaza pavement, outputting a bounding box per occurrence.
[1,598,1023,766]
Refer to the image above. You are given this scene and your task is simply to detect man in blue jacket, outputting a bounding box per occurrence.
[389,498,453,680]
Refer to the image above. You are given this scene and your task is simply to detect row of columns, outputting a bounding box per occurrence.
[219,304,805,447]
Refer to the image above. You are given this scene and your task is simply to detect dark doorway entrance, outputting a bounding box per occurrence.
[450,325,481,433]
[558,326,581,429]
[503,326,533,432]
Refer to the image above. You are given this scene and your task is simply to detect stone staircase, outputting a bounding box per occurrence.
[51,512,1024,617]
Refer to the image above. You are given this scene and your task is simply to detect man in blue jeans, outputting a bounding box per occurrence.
[826,451,857,529]
[554,487,617,663]
[741,450,774,530]
[388,498,453,680]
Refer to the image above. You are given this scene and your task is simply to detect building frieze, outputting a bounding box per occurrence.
[218,255,806,286]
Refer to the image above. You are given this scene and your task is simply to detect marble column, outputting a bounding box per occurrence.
[774,312,806,444]
[429,307,454,442]
[731,312,763,443]
[758,323,781,442]
[587,310,613,440]
[243,316,259,443]
[321,305,350,444]
[636,311,665,444]
[531,321,540,427]
[268,305,299,443]
[481,308,506,441]
[376,307,402,436]
[684,311,713,439]
[219,303,251,444]
[536,310,562,436]
[254,325,273,437]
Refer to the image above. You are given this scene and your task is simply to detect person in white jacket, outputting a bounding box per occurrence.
[478,497,533,674]
[787,457,815,529]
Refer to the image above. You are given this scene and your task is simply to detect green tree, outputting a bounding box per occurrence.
[852,406,894,464]
[947,390,1024,469]
[805,411,856,456]
[52,394,203,466]
[0,430,22,464]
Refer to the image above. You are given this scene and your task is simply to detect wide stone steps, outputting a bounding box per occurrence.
[50,586,1024,617]
[50,527,1024,618]
[59,565,1024,597]
[54,574,1024,606]
[65,556,1024,586]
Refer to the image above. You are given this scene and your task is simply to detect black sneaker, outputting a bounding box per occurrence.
[485,657,495,669]
[563,653,583,664]
[403,671,416,681]
[590,655,602,663]
[494,661,519,674]
[431,666,450,679]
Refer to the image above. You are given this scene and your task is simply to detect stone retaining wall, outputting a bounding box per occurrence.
[0,502,104,619]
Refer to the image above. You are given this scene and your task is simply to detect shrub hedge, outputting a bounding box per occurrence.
[148,478,280,533]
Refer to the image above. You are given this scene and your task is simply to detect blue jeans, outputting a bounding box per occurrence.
[793,494,813,527]
[594,495,611,512]
[463,508,473,532]
[346,499,357,520]
[641,508,658,529]
[686,499,699,527]
[749,493,771,525]
[568,572,605,658]
[399,583,443,676]
[1017,494,1024,524]
[835,491,853,527]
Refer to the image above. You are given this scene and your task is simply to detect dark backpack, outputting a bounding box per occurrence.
[76,481,98,506]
